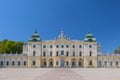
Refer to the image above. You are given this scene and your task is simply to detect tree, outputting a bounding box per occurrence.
[0,39,24,54]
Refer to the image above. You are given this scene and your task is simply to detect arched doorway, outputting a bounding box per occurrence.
[71,58,76,68]
[49,58,53,68]
[42,59,47,68]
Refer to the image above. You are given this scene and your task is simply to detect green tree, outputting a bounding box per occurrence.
[0,39,24,54]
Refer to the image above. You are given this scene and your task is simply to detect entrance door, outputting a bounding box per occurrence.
[61,60,65,67]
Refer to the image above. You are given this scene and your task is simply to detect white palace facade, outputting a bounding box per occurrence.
[0,31,120,68]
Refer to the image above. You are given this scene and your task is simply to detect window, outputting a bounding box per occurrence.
[66,51,69,56]
[12,61,15,66]
[72,62,75,65]
[66,45,69,48]
[44,62,46,65]
[104,61,107,66]
[56,45,59,48]
[89,61,92,65]
[110,61,112,66]
[61,45,64,48]
[61,50,64,55]
[79,45,82,48]
[56,61,59,65]
[116,61,118,66]
[18,61,20,66]
[73,45,75,48]
[33,61,36,65]
[89,51,92,56]
[50,51,52,56]
[33,51,36,56]
[1,61,3,66]
[73,52,75,56]
[43,45,46,48]
[43,52,46,56]
[66,61,69,65]
[33,45,36,48]
[89,45,92,48]
[50,45,52,48]
[24,61,26,66]
[56,51,59,56]
[79,51,82,56]
[79,62,81,66]
[50,62,53,65]
[6,61,9,66]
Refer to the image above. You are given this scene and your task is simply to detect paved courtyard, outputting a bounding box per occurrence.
[0,68,120,80]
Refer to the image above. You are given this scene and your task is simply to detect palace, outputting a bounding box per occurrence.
[0,31,120,68]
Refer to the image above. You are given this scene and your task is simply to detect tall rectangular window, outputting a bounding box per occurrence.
[66,51,69,56]
[24,61,26,66]
[73,52,75,56]
[56,51,59,56]
[61,50,64,55]
[50,45,52,48]
[89,51,92,56]
[79,52,82,56]
[6,61,9,66]
[43,52,46,56]
[50,51,52,56]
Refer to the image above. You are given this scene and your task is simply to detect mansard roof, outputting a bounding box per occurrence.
[84,32,96,42]
[28,30,41,42]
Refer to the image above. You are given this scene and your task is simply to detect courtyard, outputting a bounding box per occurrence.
[0,68,120,80]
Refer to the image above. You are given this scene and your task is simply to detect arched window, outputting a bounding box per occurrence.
[18,61,20,66]
[61,50,64,55]
[61,45,64,48]
[56,51,59,56]
[89,51,92,56]
[24,61,26,66]
[79,51,82,56]
[33,51,36,56]
[104,61,107,66]
[12,61,15,66]
[50,51,52,56]
[73,52,75,56]
[73,45,75,48]
[66,51,69,56]
[50,45,52,48]
[6,61,9,66]
[43,51,46,56]
[1,61,3,66]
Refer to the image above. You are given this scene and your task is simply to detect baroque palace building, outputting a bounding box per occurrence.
[0,31,120,68]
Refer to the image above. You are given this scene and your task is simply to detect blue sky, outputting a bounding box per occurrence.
[0,0,120,53]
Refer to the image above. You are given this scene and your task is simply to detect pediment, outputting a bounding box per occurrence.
[55,37,71,44]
